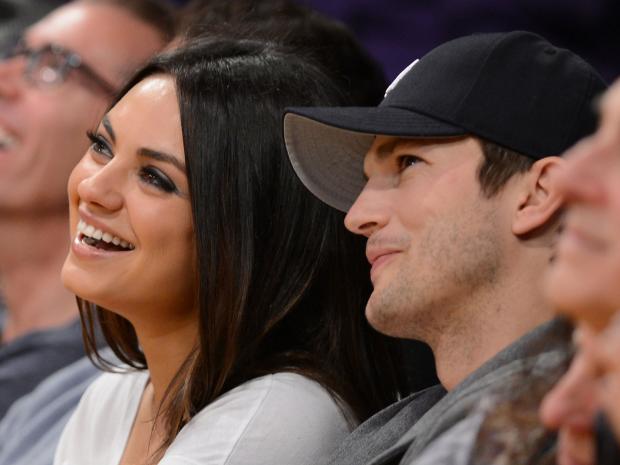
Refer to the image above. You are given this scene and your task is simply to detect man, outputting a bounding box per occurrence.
[283,31,606,464]
[540,78,620,465]
[0,0,173,418]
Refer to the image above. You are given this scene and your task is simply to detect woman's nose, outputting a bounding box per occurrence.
[75,163,124,213]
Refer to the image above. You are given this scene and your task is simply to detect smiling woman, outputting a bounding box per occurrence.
[63,75,194,320]
[54,38,405,465]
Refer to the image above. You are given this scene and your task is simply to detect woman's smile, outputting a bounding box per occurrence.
[72,221,135,259]
[74,206,136,255]
[76,224,133,250]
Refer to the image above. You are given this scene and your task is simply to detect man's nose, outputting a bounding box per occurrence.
[554,136,607,206]
[0,56,26,100]
[344,181,391,238]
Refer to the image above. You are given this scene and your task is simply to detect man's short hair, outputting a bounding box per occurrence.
[477,139,534,197]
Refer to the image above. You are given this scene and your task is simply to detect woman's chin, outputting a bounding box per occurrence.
[61,258,81,295]
[61,260,107,308]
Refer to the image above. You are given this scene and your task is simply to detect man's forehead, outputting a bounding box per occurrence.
[24,2,161,85]
[27,3,101,47]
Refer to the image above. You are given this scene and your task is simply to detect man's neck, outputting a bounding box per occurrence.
[431,264,554,391]
[0,213,78,344]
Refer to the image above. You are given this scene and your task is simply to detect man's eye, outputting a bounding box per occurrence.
[398,155,421,171]
[86,131,112,159]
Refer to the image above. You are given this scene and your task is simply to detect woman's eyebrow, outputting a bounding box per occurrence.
[138,148,186,173]
[102,115,116,143]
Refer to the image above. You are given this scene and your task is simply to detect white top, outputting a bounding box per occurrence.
[54,370,352,465]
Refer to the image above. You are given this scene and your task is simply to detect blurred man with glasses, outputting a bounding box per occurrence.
[0,0,174,419]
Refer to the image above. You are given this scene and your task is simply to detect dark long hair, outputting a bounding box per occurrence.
[78,37,406,456]
[178,0,387,105]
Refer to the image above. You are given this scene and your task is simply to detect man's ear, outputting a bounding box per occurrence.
[512,157,565,236]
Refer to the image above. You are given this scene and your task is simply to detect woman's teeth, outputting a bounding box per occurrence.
[77,220,134,250]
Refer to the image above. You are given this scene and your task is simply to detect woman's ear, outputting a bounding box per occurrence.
[512,157,565,236]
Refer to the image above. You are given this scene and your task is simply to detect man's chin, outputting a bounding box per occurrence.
[365,299,406,338]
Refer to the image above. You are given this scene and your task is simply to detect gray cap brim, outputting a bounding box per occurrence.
[283,106,466,212]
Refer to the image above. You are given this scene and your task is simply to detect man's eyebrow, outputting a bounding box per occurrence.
[363,138,412,179]
[362,138,397,180]
[374,138,399,160]
[138,148,186,173]
[102,116,116,143]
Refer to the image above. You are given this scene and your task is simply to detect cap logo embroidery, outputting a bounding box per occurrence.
[384,59,419,97]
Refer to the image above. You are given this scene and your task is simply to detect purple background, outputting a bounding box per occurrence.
[297,0,620,83]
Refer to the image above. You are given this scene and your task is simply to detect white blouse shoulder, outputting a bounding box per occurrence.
[54,370,352,465]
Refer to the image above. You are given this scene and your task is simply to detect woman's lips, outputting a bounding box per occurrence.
[71,235,132,259]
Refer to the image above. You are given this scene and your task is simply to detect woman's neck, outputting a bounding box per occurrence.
[133,315,198,407]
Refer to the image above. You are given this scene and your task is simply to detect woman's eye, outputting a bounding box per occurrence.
[398,155,421,171]
[86,131,112,159]
[139,167,177,194]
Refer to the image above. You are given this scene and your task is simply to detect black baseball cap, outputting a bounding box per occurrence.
[283,31,607,212]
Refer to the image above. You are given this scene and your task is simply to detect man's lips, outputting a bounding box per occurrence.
[367,249,401,282]
[366,247,402,265]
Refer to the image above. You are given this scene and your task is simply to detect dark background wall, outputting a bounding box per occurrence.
[297,0,620,83]
[3,0,617,83]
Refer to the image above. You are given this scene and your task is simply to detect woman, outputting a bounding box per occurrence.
[54,38,405,465]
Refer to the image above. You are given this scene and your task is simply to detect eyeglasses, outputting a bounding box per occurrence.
[2,41,117,95]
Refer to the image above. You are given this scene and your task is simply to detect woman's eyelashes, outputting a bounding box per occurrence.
[85,131,179,195]
[87,131,113,159]
[139,167,178,194]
